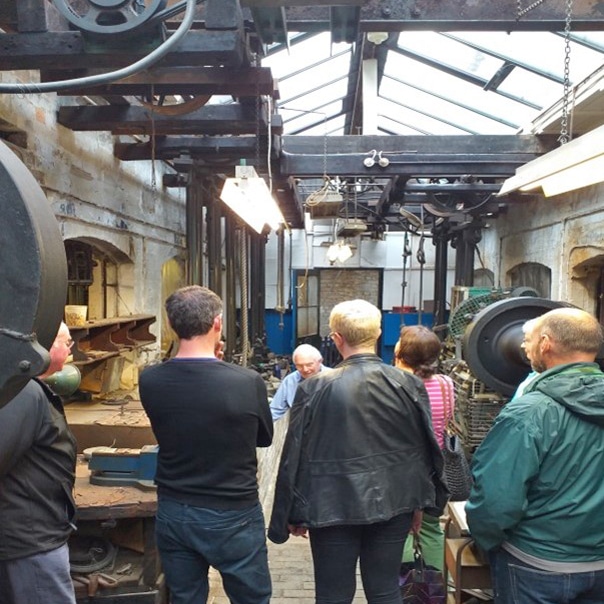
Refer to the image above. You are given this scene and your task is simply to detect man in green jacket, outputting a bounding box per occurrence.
[466,307,604,604]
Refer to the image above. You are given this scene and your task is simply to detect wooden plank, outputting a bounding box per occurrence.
[42,66,276,97]
[114,136,265,161]
[0,1,18,30]
[445,538,491,588]
[16,0,66,33]
[58,103,282,136]
[206,0,243,29]
[0,30,245,70]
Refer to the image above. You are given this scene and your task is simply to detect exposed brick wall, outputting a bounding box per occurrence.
[318,269,381,335]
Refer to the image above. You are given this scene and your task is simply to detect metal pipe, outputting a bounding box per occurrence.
[224,213,237,362]
[239,229,249,367]
[0,0,199,93]
[276,227,285,329]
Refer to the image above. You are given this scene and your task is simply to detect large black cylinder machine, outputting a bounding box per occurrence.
[0,140,68,408]
[441,287,570,451]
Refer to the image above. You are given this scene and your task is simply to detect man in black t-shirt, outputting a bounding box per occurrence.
[139,285,273,604]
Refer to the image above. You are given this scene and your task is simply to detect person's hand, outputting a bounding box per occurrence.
[288,524,308,538]
[411,509,423,534]
[214,340,225,360]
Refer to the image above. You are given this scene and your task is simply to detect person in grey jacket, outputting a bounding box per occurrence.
[466,307,604,604]
[269,299,447,604]
[0,322,78,604]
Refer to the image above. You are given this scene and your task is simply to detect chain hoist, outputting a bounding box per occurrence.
[516,0,574,144]
[559,0,574,144]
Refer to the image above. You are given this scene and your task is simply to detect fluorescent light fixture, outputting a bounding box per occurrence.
[220,165,285,234]
[498,124,604,197]
[327,240,354,265]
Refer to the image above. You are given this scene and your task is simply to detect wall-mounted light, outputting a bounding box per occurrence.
[220,165,285,233]
[326,240,354,265]
[498,124,604,197]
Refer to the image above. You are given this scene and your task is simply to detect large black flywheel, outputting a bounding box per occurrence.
[0,142,67,407]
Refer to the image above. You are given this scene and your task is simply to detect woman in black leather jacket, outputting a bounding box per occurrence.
[269,300,448,604]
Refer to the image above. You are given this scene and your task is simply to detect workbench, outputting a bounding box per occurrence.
[71,457,166,603]
[443,501,493,604]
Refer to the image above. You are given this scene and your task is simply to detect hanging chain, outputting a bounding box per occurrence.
[323,113,328,179]
[516,0,547,20]
[559,0,573,144]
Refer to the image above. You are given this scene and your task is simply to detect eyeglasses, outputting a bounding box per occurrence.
[65,339,74,349]
[328,332,339,341]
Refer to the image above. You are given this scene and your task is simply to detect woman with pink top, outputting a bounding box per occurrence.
[395,325,455,571]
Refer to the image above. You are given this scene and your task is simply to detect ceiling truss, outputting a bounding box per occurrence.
[0,0,603,232]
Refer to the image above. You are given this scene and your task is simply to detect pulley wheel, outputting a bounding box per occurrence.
[462,297,569,397]
[0,141,67,408]
[53,0,166,35]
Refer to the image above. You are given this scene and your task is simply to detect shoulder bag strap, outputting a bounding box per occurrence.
[435,374,451,423]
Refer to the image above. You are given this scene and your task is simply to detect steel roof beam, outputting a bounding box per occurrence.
[274,1,604,32]
[280,134,558,177]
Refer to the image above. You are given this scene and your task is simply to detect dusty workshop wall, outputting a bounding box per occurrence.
[0,73,186,355]
[267,227,455,314]
[481,182,604,313]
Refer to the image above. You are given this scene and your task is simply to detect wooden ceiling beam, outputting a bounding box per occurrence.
[41,66,276,98]
[0,30,246,71]
[114,136,268,162]
[58,104,283,136]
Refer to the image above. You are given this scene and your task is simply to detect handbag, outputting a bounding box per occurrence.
[399,534,446,603]
[436,375,473,501]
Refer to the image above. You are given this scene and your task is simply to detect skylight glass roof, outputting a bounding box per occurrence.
[262,30,604,137]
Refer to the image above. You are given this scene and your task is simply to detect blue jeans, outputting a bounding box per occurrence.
[155,497,271,604]
[490,548,604,604]
[309,512,414,604]
[0,543,76,604]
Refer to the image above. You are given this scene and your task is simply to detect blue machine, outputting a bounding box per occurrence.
[381,312,435,365]
[88,445,158,491]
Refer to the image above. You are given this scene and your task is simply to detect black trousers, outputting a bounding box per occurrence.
[309,512,413,604]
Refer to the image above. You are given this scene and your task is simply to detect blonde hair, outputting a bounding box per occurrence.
[329,299,381,348]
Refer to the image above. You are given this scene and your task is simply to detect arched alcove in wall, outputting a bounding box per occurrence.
[65,237,133,320]
[473,268,495,288]
[507,262,551,299]
[160,256,186,356]
[568,247,604,320]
